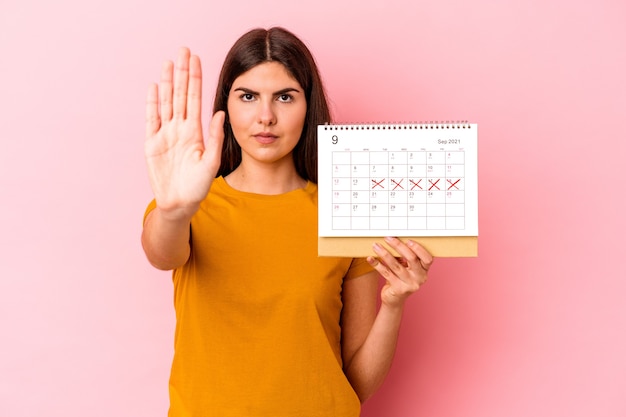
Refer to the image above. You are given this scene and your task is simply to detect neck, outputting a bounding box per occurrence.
[224,161,307,195]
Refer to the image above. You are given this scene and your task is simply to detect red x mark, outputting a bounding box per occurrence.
[428,179,440,191]
[447,179,461,190]
[410,179,423,190]
[371,179,385,189]
[391,179,404,190]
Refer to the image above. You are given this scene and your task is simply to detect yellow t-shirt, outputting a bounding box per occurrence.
[145,177,372,417]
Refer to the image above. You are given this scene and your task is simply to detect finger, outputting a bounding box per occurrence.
[371,242,408,279]
[208,111,226,140]
[382,237,419,266]
[383,237,434,271]
[406,240,434,270]
[205,111,225,155]
[367,256,402,285]
[159,60,174,121]
[199,111,226,176]
[145,83,160,137]
[186,55,202,120]
[172,47,190,119]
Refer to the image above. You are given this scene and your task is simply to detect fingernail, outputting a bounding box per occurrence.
[384,236,394,243]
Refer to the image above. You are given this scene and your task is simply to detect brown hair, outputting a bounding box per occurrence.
[212,27,330,183]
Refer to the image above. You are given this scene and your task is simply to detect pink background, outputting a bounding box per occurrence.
[1,0,625,416]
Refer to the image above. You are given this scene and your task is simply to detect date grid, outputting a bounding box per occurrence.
[330,150,465,231]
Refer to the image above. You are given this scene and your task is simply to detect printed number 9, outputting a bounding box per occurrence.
[332,135,338,144]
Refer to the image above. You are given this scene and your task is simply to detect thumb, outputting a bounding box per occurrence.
[207,110,226,145]
[202,110,226,172]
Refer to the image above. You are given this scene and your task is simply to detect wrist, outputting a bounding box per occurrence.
[155,203,198,224]
[379,297,407,314]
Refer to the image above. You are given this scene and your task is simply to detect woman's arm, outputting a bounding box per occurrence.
[141,208,193,270]
[141,47,224,270]
[341,237,433,402]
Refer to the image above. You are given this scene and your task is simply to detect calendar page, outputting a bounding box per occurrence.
[318,123,478,238]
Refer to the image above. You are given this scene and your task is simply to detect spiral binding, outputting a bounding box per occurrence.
[322,121,472,130]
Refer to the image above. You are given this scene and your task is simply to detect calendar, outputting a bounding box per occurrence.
[318,122,478,239]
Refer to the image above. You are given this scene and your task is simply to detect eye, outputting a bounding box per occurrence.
[277,94,293,103]
[240,93,255,102]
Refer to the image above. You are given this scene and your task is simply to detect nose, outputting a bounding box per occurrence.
[257,99,276,126]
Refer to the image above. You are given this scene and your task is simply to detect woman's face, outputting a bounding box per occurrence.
[227,62,307,169]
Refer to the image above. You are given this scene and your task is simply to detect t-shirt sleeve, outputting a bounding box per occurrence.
[143,199,157,225]
[344,257,375,280]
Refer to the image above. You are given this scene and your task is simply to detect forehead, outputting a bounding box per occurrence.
[231,62,302,90]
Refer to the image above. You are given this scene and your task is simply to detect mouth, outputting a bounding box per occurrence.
[253,132,278,144]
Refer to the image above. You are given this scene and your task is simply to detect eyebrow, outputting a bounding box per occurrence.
[233,87,302,96]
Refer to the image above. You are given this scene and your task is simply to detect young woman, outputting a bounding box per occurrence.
[142,27,433,416]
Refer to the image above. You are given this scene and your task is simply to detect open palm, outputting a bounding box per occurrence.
[145,47,225,219]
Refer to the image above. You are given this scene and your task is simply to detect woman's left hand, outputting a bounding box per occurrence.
[367,237,434,308]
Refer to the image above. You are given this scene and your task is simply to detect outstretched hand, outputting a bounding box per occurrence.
[145,47,225,220]
[367,237,434,308]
